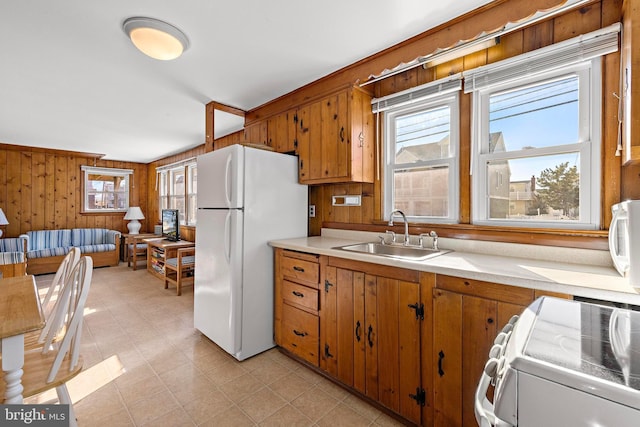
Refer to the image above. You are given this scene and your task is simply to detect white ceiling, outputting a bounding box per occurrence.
[0,0,493,163]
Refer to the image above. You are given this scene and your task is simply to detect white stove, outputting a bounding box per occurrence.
[475,297,640,427]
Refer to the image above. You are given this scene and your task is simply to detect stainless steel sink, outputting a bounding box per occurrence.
[333,242,450,261]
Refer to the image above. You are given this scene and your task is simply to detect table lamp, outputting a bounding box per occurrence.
[0,208,8,238]
[124,207,144,235]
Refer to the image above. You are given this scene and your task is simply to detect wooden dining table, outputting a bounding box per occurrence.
[0,274,44,403]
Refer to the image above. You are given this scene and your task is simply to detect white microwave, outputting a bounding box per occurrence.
[609,200,640,289]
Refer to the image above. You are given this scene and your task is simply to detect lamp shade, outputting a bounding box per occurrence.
[124,207,145,220]
[124,207,144,235]
[123,17,189,61]
[0,208,8,226]
[0,208,8,238]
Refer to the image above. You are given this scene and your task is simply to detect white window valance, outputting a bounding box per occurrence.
[371,73,462,114]
[80,165,133,176]
[155,157,196,173]
[463,23,621,94]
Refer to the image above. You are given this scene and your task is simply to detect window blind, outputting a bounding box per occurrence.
[463,23,620,93]
[371,73,462,113]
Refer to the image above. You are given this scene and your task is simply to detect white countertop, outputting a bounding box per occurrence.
[269,230,640,306]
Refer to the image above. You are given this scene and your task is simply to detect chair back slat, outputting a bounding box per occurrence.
[40,256,93,383]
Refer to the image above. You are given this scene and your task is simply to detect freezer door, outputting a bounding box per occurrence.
[196,145,244,209]
[194,208,243,357]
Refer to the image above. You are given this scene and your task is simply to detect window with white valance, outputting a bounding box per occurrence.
[81,166,133,213]
[156,158,197,226]
[374,75,462,223]
[466,24,620,229]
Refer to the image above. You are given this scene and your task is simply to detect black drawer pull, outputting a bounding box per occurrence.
[293,329,307,337]
[355,320,361,342]
[293,266,305,272]
[292,291,304,298]
[367,325,374,348]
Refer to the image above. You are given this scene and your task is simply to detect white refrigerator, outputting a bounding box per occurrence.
[194,144,308,361]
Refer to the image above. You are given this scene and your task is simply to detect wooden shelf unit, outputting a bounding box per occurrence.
[144,238,195,281]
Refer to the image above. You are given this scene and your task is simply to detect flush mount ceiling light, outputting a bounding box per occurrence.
[123,17,189,60]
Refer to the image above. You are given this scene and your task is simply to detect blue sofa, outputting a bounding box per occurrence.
[0,235,28,277]
[26,228,121,275]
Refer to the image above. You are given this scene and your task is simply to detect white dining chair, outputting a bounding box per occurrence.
[23,248,81,351]
[0,256,93,427]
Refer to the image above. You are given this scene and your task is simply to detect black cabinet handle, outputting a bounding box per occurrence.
[325,344,334,358]
[292,291,304,297]
[367,325,374,348]
[293,329,307,337]
[355,320,361,342]
[340,126,345,142]
[293,266,305,272]
[438,350,445,377]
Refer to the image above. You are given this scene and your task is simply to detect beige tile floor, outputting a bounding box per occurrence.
[28,263,407,426]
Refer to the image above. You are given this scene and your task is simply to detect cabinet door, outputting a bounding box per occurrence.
[243,121,268,145]
[376,276,421,423]
[433,288,527,427]
[297,104,311,182]
[268,109,297,153]
[321,266,359,384]
[322,265,421,425]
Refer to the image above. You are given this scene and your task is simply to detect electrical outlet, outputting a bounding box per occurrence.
[309,205,316,218]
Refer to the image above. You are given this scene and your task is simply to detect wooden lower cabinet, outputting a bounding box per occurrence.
[274,250,572,426]
[274,249,323,365]
[431,275,570,427]
[321,257,426,425]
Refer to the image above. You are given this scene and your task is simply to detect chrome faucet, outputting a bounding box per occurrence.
[388,209,410,246]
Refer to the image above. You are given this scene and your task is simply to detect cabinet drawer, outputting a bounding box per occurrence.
[282,280,319,313]
[281,254,319,287]
[281,304,319,365]
[436,274,534,306]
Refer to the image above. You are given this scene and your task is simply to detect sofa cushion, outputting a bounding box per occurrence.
[27,229,72,251]
[0,252,25,264]
[28,247,71,259]
[77,244,116,254]
[72,228,108,246]
[0,236,27,253]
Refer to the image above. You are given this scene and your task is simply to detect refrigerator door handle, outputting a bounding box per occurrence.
[224,153,233,207]
[224,210,232,264]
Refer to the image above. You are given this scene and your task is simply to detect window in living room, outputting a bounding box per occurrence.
[81,166,132,213]
[157,159,197,226]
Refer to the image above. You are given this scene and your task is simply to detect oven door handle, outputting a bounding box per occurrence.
[475,358,499,427]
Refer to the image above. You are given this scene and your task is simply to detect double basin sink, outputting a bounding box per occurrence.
[333,242,450,261]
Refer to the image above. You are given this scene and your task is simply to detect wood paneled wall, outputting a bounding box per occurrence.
[0,144,147,237]
[265,0,624,249]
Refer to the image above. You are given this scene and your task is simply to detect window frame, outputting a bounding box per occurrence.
[383,92,460,223]
[470,59,601,229]
[157,160,197,226]
[81,166,132,213]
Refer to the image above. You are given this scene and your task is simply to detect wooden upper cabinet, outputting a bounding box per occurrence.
[267,108,298,153]
[622,0,640,163]
[297,86,374,184]
[243,121,268,146]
